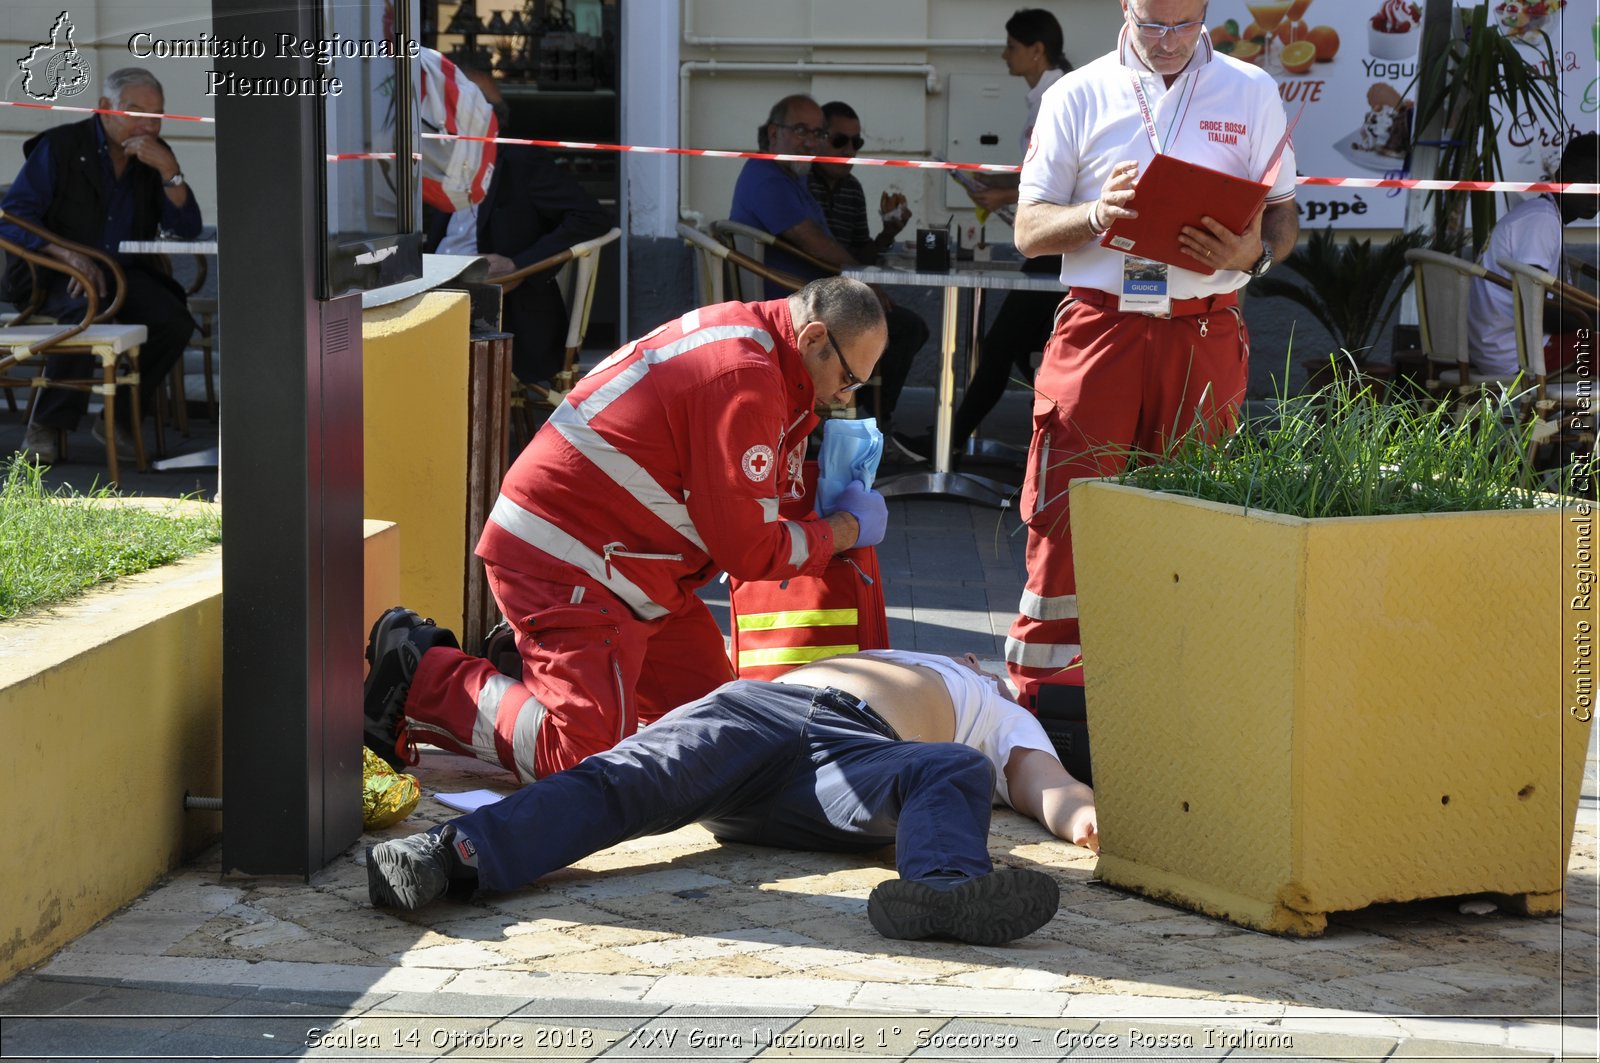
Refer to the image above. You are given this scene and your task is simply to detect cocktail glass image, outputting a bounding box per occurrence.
[1247,0,1294,71]
[1288,0,1313,19]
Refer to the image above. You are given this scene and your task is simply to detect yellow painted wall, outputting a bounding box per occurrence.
[0,519,400,984]
[362,290,473,639]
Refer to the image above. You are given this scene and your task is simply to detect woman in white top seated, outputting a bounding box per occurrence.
[368,650,1097,946]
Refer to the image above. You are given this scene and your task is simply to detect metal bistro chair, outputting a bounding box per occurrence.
[504,225,622,450]
[677,221,806,306]
[1499,255,1599,461]
[711,218,838,302]
[1404,248,1520,404]
[0,211,149,483]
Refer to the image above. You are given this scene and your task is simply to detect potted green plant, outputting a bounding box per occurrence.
[1248,226,1430,394]
[1068,382,1595,935]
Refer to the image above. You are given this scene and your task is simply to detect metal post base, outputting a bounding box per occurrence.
[878,469,1014,508]
[150,445,220,472]
[963,437,1028,464]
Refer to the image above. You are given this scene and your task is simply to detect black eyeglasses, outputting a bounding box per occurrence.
[776,122,827,140]
[1124,2,1207,40]
[830,133,866,151]
[824,330,867,393]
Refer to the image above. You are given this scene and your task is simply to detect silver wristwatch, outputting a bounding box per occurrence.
[1248,243,1274,278]
[164,172,186,189]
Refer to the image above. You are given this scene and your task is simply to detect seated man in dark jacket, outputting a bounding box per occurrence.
[2,66,201,465]
[422,65,612,387]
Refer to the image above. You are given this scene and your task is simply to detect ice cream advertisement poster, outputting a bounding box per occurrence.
[1208,0,1434,228]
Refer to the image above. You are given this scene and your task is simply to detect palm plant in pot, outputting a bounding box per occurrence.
[1408,1,1563,255]
[1067,379,1595,935]
[1247,226,1430,394]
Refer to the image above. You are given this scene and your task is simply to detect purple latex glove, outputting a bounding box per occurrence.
[833,479,888,547]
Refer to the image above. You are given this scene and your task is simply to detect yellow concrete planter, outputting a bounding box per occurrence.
[0,515,400,983]
[1070,480,1593,936]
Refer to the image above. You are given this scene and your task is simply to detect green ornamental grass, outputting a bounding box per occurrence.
[1116,367,1581,519]
[0,458,222,621]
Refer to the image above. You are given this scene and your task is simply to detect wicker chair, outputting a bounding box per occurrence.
[0,211,149,483]
[710,218,837,301]
[504,226,622,450]
[1498,255,1599,460]
[1404,249,1519,402]
[677,221,806,306]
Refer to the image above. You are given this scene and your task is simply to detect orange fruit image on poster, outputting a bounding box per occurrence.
[1280,40,1317,73]
[1231,39,1263,62]
[1308,24,1340,60]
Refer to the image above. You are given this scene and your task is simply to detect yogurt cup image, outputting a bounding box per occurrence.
[1368,0,1422,58]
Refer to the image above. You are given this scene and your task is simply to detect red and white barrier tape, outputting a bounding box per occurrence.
[1297,175,1598,194]
[0,100,214,123]
[6,98,1597,194]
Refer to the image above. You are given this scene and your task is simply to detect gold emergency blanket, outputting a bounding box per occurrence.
[362,747,421,829]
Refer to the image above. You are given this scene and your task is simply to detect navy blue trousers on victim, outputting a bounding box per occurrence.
[450,680,999,892]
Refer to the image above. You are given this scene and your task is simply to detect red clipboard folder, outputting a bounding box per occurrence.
[1098,154,1270,277]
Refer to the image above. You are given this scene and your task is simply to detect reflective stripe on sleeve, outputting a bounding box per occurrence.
[576,324,774,424]
[1018,590,1078,621]
[488,493,669,620]
[1003,636,1082,669]
[784,521,809,567]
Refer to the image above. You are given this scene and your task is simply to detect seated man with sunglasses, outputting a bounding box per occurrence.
[807,101,912,264]
[731,94,929,460]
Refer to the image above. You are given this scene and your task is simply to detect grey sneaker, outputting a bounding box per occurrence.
[867,869,1059,945]
[19,423,60,465]
[367,824,475,910]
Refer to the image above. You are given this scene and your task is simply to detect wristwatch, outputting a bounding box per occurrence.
[164,172,186,189]
[1248,242,1274,278]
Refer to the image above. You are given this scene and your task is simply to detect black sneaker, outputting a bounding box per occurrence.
[367,824,476,910]
[363,606,460,770]
[867,868,1059,945]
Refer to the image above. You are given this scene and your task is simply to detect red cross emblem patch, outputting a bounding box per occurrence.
[741,444,775,482]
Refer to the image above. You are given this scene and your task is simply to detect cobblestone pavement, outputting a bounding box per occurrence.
[3,396,1598,1061]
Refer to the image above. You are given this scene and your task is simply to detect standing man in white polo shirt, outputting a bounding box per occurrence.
[1004,0,1299,702]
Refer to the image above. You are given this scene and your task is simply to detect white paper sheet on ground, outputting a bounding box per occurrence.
[434,789,507,812]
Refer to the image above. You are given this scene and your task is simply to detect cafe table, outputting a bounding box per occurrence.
[843,256,1062,507]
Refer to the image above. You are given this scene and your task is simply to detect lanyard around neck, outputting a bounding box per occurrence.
[1126,66,1196,156]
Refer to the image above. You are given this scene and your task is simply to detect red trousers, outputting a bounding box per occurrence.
[404,562,735,782]
[1005,294,1249,702]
